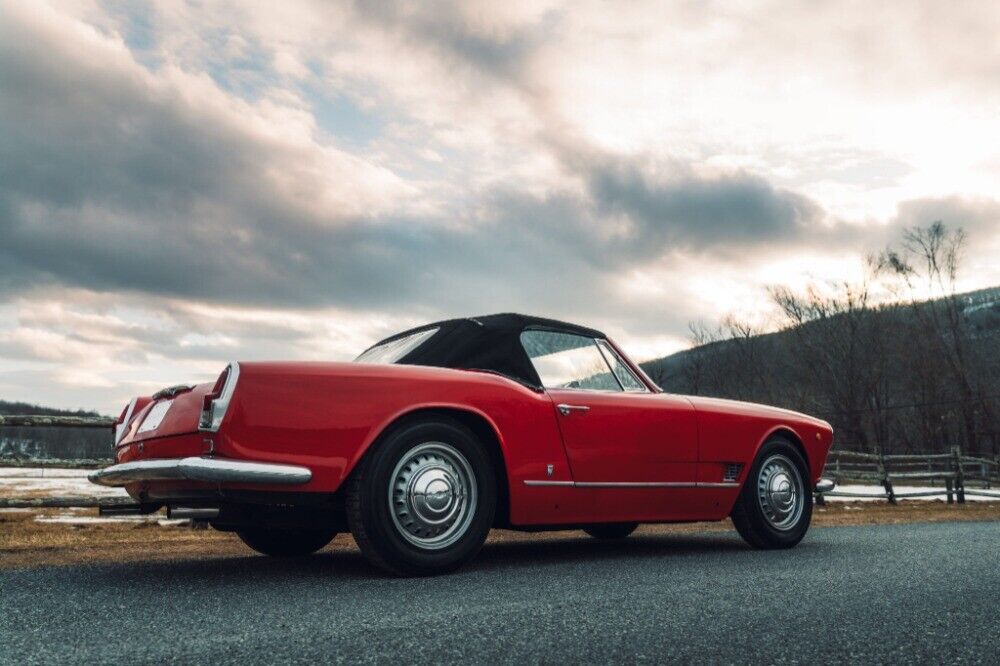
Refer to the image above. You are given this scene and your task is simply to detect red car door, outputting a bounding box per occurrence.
[521,330,703,521]
[545,388,698,484]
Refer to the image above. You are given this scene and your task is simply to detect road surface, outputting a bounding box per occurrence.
[1,521,998,664]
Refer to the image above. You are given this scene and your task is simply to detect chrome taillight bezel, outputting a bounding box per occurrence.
[114,398,138,447]
[199,362,240,432]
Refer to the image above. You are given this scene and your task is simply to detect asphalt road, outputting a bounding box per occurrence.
[2,521,998,664]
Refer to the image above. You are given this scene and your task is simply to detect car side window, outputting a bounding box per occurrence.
[597,340,647,392]
[520,330,622,391]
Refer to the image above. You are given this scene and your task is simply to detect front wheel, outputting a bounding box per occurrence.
[731,438,812,549]
[346,417,496,576]
[237,527,337,557]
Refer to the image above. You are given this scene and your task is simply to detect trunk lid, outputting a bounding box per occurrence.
[119,383,213,444]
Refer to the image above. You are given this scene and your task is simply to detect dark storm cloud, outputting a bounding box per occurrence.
[582,155,823,252]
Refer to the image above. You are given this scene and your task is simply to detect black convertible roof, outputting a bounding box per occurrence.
[366,313,607,390]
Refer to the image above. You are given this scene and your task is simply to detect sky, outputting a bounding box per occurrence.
[1,0,999,415]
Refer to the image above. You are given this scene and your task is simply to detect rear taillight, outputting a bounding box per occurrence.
[113,398,138,447]
[199,362,240,432]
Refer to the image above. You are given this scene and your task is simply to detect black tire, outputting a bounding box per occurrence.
[583,523,639,540]
[346,417,496,576]
[731,438,812,549]
[236,527,337,557]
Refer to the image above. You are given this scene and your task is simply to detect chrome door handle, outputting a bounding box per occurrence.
[557,404,590,416]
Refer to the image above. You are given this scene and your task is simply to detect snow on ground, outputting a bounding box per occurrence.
[0,467,127,498]
[32,514,189,526]
[826,484,1000,502]
[0,467,92,478]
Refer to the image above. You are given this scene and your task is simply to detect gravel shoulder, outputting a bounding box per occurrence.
[2,500,998,570]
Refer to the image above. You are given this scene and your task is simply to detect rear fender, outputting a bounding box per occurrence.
[344,402,509,483]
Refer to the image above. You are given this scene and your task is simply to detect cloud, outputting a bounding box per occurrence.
[1,1,999,414]
[0,0,838,321]
[581,155,824,253]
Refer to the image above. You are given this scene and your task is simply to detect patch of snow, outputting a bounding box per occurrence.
[0,467,93,478]
[0,475,128,498]
[34,514,189,526]
[826,484,1000,502]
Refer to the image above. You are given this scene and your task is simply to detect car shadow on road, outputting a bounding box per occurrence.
[83,530,753,586]
[468,531,747,574]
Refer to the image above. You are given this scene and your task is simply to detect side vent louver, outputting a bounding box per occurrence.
[723,463,743,482]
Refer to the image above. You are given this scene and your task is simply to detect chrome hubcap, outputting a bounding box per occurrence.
[757,454,804,530]
[388,442,477,550]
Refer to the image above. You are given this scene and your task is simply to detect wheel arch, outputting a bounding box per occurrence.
[345,404,512,528]
[752,425,810,479]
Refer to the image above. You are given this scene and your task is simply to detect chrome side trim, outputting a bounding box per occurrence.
[522,480,739,489]
[575,481,697,488]
[88,456,312,487]
[523,480,576,487]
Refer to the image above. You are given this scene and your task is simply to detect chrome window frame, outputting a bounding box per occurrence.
[596,339,649,393]
[520,330,648,394]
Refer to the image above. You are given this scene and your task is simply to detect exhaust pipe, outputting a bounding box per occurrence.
[167,507,220,520]
[99,503,160,517]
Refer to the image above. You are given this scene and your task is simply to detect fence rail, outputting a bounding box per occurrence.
[822,448,1000,504]
[0,414,117,429]
[3,415,1000,504]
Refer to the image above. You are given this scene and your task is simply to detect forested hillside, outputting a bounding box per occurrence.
[642,225,999,457]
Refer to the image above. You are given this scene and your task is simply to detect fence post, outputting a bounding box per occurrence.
[945,478,954,504]
[952,446,965,504]
[879,453,896,505]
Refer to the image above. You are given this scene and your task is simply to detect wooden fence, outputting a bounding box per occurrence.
[3,415,1000,505]
[821,449,1000,504]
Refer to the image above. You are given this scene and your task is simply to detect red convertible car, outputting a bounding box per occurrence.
[91,314,835,575]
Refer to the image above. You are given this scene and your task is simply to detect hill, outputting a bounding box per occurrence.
[641,286,1000,457]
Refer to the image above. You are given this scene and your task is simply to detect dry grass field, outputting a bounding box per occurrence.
[2,501,999,570]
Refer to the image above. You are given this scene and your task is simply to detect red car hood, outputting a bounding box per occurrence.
[683,395,830,428]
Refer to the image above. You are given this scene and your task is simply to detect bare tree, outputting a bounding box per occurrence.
[879,222,994,454]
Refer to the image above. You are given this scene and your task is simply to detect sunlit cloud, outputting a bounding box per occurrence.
[0,0,998,413]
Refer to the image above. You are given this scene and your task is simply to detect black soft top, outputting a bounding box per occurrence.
[366,313,606,390]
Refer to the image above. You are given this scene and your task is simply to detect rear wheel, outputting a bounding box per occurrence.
[237,527,337,557]
[584,523,639,540]
[346,417,496,576]
[731,438,812,549]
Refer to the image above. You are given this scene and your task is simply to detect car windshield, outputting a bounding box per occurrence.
[354,327,439,364]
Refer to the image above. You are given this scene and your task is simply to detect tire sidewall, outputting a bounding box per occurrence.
[357,419,496,573]
[741,438,813,547]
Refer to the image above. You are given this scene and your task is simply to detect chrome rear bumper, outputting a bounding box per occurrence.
[815,478,836,494]
[88,456,312,487]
